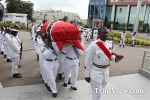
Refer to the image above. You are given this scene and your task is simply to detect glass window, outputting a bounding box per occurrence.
[110,0,114,2]
[120,0,123,2]
[130,0,134,2]
[125,0,128,2]
[115,0,118,2]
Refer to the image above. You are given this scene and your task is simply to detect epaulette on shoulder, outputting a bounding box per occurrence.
[11,36,13,39]
[41,48,46,53]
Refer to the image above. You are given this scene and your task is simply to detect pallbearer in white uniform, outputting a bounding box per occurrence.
[85,27,123,100]
[42,37,59,97]
[57,46,67,80]
[63,44,84,90]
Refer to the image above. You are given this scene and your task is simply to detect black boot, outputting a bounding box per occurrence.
[7,59,12,62]
[36,54,39,61]
[64,83,67,87]
[13,73,22,78]
[123,45,125,48]
[52,93,57,97]
[18,65,21,68]
[59,74,62,80]
[119,45,121,47]
[4,54,6,58]
[71,87,77,90]
[1,51,4,55]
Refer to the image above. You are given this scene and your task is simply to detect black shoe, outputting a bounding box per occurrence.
[119,45,121,47]
[7,59,12,62]
[123,46,125,48]
[4,54,6,58]
[59,74,62,80]
[52,93,57,97]
[64,83,67,87]
[71,87,77,90]
[68,81,71,85]
[132,44,134,47]
[13,73,22,78]
[36,54,39,61]
[1,51,4,55]
[18,65,21,68]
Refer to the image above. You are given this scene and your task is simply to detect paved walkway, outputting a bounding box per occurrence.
[0,73,149,100]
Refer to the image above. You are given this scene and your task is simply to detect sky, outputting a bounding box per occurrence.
[1,0,89,19]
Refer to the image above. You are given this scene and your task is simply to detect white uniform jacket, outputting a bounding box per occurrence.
[58,46,67,62]
[120,32,126,40]
[65,45,84,66]
[4,32,10,46]
[8,35,20,58]
[132,35,136,40]
[42,46,59,68]
[85,39,116,83]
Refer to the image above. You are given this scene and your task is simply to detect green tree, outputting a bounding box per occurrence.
[5,0,34,21]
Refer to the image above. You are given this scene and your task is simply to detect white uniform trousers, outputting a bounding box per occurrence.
[87,36,91,41]
[11,56,20,74]
[93,35,97,41]
[120,39,125,46]
[39,53,43,75]
[58,60,66,74]
[90,79,107,100]
[132,40,135,45]
[34,45,38,54]
[81,40,84,47]
[64,64,78,87]
[46,63,59,93]
[0,41,4,52]
[42,66,48,84]
[4,45,10,59]
[4,45,7,55]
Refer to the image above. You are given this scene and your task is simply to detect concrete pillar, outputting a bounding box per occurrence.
[126,5,130,24]
[111,5,116,28]
[142,5,147,21]
[133,1,142,34]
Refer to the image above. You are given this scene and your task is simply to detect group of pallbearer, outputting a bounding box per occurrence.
[30,20,84,97]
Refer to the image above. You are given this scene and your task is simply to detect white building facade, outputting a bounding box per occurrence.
[33,9,80,24]
[2,13,27,25]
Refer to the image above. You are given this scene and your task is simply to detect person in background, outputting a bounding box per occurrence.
[119,30,126,48]
[9,29,22,78]
[132,32,136,47]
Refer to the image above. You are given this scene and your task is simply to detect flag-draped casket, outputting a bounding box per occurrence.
[41,20,84,52]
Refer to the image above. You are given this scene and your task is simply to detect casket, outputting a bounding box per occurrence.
[41,21,84,52]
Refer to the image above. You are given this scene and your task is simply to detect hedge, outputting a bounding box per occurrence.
[108,30,150,46]
[0,23,31,30]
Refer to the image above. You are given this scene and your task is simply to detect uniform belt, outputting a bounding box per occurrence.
[46,58,57,62]
[66,56,76,60]
[61,52,66,55]
[93,62,109,69]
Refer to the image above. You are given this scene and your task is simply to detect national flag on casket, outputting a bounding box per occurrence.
[41,20,84,52]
